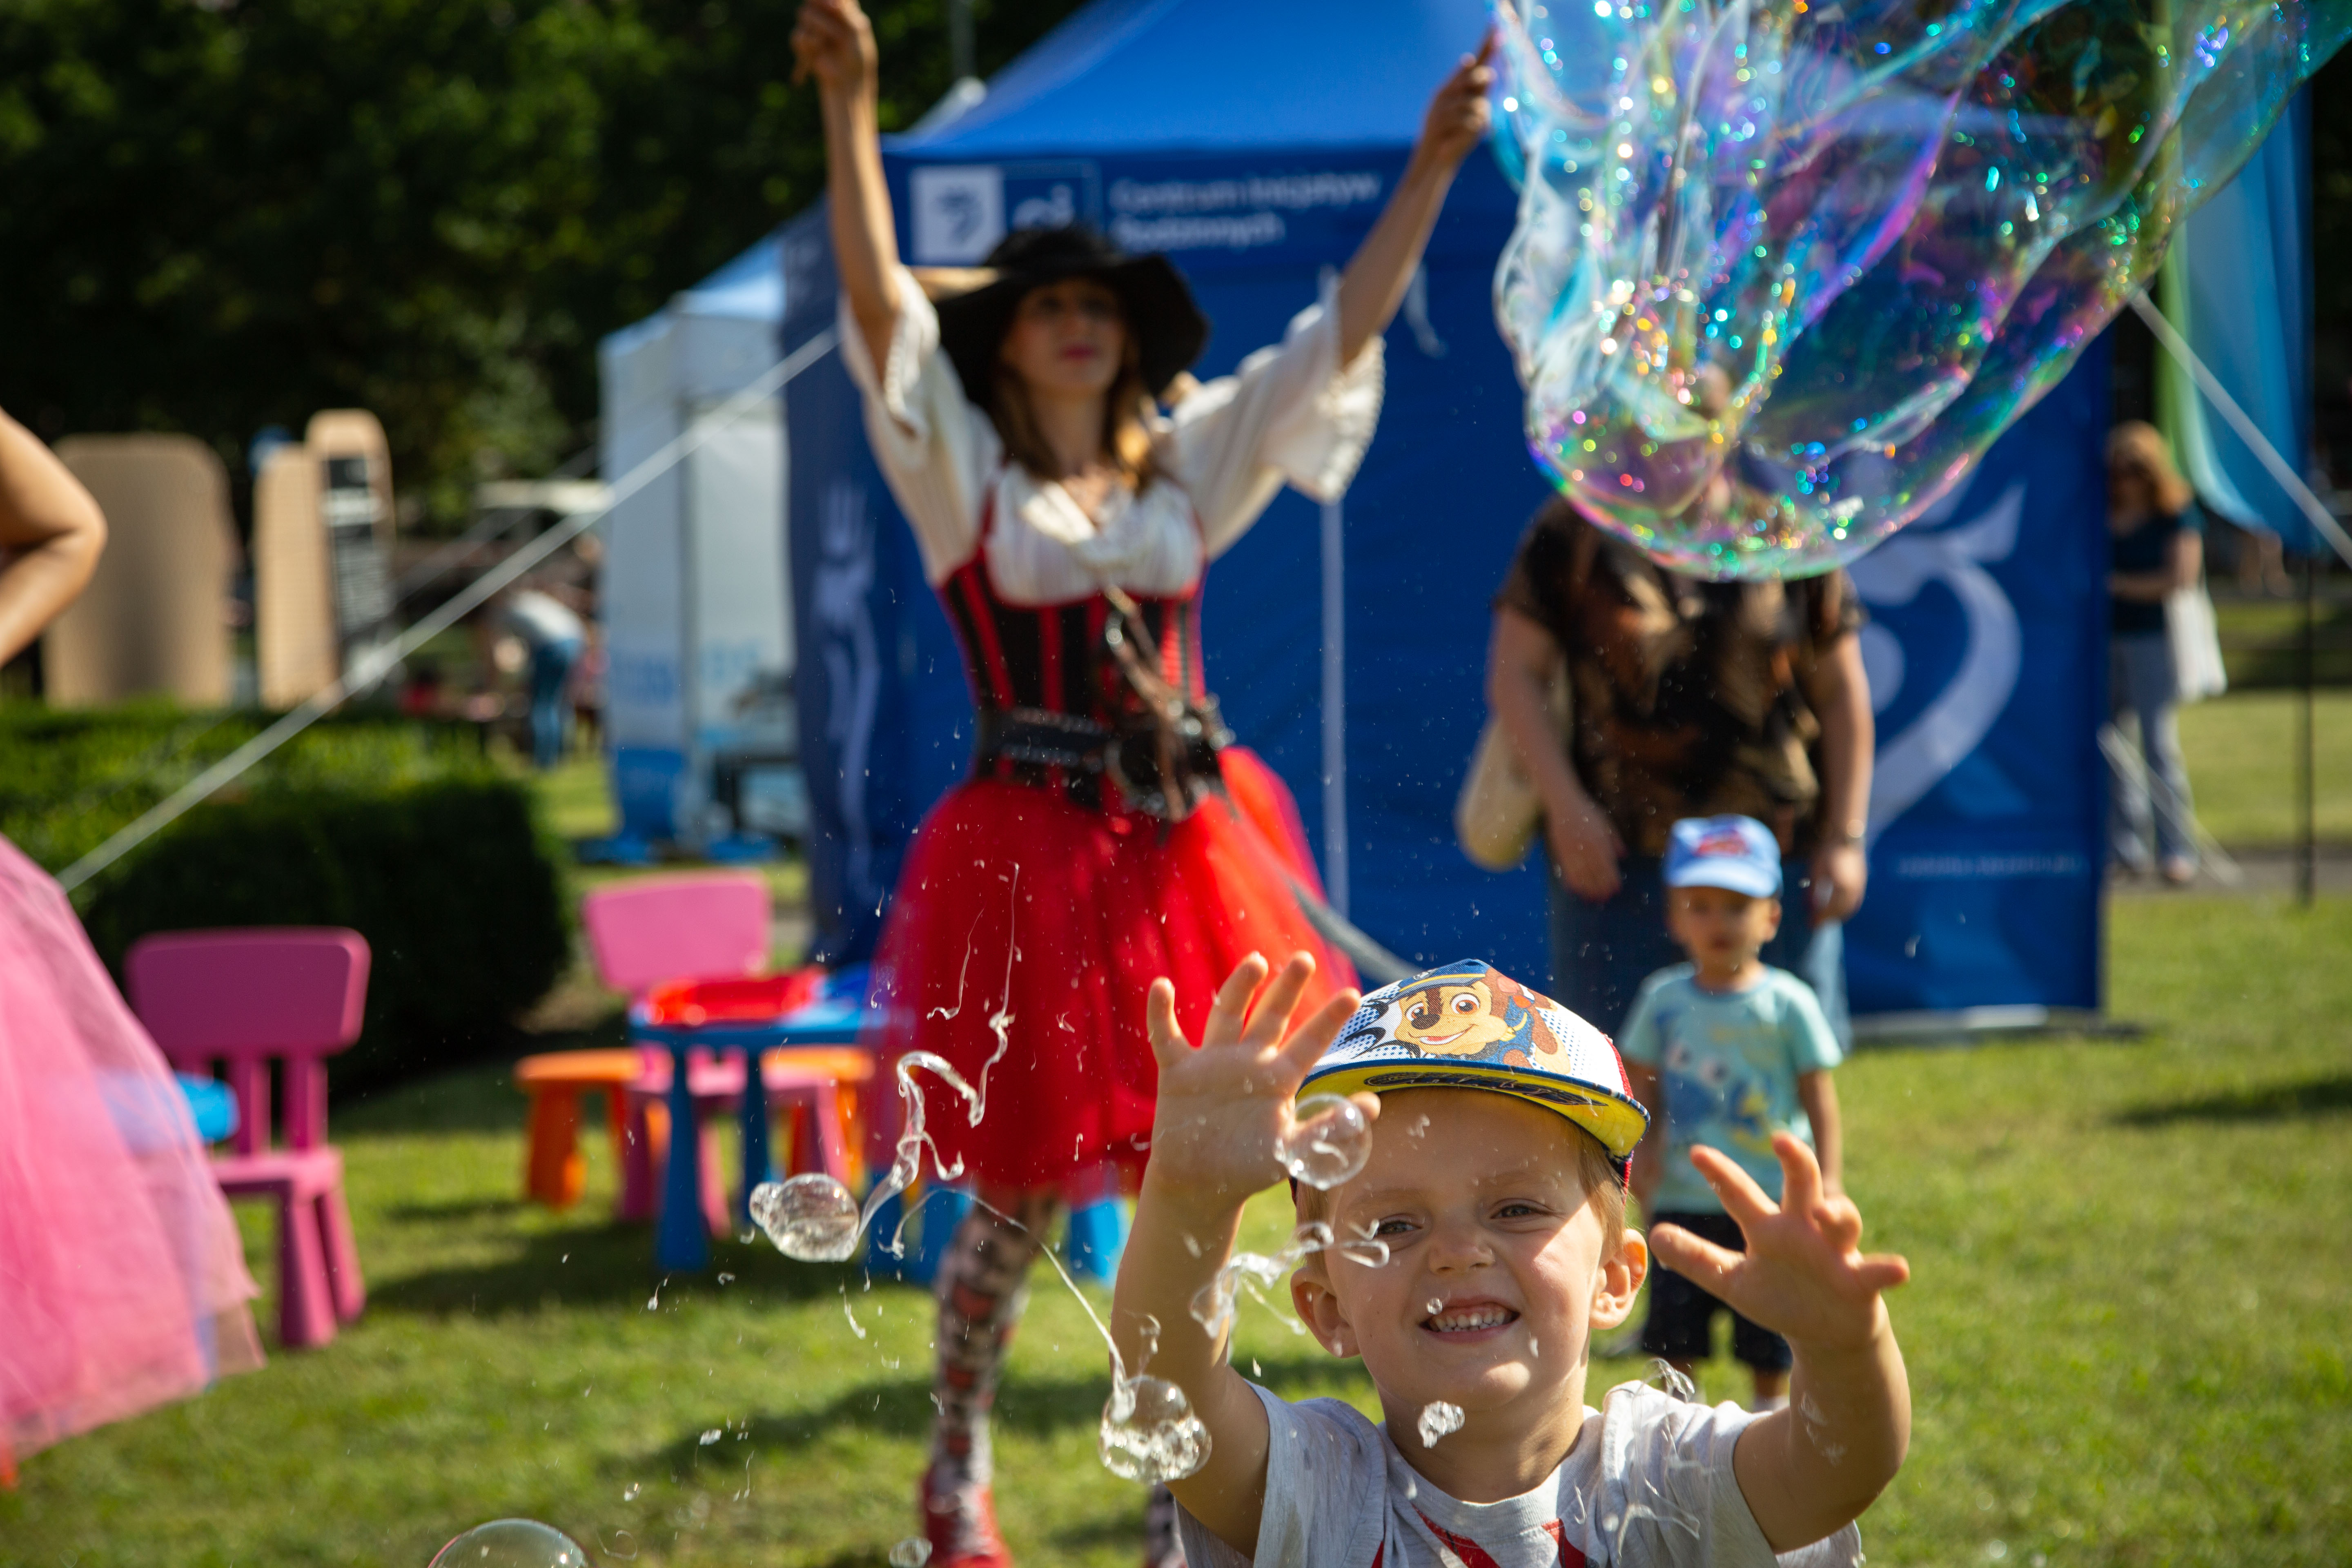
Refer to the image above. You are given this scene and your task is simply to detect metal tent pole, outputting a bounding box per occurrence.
[2299,542,2316,906]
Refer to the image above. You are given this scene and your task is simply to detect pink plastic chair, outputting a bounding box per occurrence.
[580,873,769,1229]
[126,928,370,1351]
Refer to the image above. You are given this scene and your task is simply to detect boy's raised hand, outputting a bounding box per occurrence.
[1144,953,1366,1207]
[1648,1134,1909,1353]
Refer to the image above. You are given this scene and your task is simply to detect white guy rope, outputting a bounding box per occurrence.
[2125,291,2352,570]
[57,327,840,894]
[2096,720,2244,886]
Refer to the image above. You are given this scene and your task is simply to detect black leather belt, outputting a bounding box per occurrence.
[972,708,1110,772]
[972,702,1235,820]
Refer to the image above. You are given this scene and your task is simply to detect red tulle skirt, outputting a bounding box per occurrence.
[864,748,1356,1192]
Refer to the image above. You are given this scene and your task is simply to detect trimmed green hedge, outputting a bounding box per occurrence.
[2,704,571,1088]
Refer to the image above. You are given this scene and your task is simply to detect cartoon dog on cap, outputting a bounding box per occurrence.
[1339,960,1572,1073]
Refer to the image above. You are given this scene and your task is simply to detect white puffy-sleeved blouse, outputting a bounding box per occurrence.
[839,264,1386,605]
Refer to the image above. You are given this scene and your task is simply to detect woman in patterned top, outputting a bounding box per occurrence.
[793,2,1497,1561]
[1484,498,1875,1041]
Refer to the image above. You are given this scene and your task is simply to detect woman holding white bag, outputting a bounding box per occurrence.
[2106,421,2212,884]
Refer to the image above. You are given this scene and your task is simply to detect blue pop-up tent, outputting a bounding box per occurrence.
[785,0,2113,1022]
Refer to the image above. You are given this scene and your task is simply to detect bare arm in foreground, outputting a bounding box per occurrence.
[1656,1136,1911,1550]
[1110,954,1363,1554]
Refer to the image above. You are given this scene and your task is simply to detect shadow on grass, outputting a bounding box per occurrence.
[635,1351,1374,1474]
[338,1057,538,1136]
[383,1196,530,1222]
[334,1009,630,1137]
[2113,1071,2352,1126]
[367,1221,861,1316]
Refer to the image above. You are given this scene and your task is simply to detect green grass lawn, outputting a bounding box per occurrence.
[6,895,2348,1566]
[2176,689,2352,846]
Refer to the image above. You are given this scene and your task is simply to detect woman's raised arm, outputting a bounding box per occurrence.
[1334,34,1496,366]
[0,409,106,665]
[793,0,903,376]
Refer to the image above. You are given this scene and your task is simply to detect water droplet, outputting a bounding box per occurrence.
[699,1429,722,1446]
[622,1483,639,1501]
[1252,1357,1263,1376]
[750,1173,862,1262]
[1098,1374,1213,1483]
[1277,1095,1374,1189]
[1416,1401,1466,1448]
[428,1520,589,1568]
[889,1541,933,1568]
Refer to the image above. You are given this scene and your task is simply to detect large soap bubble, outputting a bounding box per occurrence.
[427,1520,590,1568]
[1492,0,2349,577]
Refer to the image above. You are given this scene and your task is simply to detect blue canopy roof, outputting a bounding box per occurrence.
[893,0,1492,156]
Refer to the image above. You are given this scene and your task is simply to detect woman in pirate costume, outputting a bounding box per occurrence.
[792,2,1495,1562]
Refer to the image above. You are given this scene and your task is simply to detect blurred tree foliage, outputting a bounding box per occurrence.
[0,0,1081,530]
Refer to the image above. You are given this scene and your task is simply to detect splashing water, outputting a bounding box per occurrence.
[1189,1221,1393,1345]
[1099,1368,1214,1484]
[889,1541,933,1568]
[748,1174,862,1263]
[427,1520,589,1568]
[1416,1401,1466,1448]
[1645,1358,1699,1403]
[1277,1095,1374,1189]
[932,1195,1216,1486]
[1491,0,2351,577]
[750,1050,977,1263]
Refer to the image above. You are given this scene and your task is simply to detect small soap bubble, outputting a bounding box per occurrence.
[1416,1401,1466,1448]
[749,1173,861,1262]
[889,1540,933,1568]
[1098,1375,1213,1484]
[1278,1095,1372,1190]
[427,1520,589,1568]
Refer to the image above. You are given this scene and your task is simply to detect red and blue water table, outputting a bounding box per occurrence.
[632,964,870,1272]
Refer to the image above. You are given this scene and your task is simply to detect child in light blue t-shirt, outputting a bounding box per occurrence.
[1620,815,1845,1412]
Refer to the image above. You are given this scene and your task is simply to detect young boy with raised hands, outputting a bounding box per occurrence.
[1113,951,1911,1567]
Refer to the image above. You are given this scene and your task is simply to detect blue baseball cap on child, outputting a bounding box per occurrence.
[1664,815,1783,899]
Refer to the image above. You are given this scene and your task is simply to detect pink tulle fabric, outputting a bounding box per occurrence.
[0,835,262,1466]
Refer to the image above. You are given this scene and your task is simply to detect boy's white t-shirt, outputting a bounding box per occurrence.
[1175,1381,1863,1568]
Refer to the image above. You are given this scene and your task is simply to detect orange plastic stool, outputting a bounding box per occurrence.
[514,1048,641,1209]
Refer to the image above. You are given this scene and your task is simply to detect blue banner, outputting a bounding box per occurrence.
[1842,339,2112,1015]
[2157,92,2318,554]
[788,148,2109,1020]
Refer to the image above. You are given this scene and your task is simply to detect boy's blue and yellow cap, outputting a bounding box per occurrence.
[1298,960,1648,1161]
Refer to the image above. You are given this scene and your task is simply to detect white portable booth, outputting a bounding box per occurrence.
[598,230,803,849]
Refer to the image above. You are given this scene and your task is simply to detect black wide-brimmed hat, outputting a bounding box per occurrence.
[915,225,1209,405]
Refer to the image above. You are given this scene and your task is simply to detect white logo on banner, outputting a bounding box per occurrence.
[813,479,882,904]
[911,165,1004,263]
[1011,183,1076,229]
[1846,477,2027,839]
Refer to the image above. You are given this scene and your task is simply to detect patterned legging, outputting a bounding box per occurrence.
[927,1187,1187,1568]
